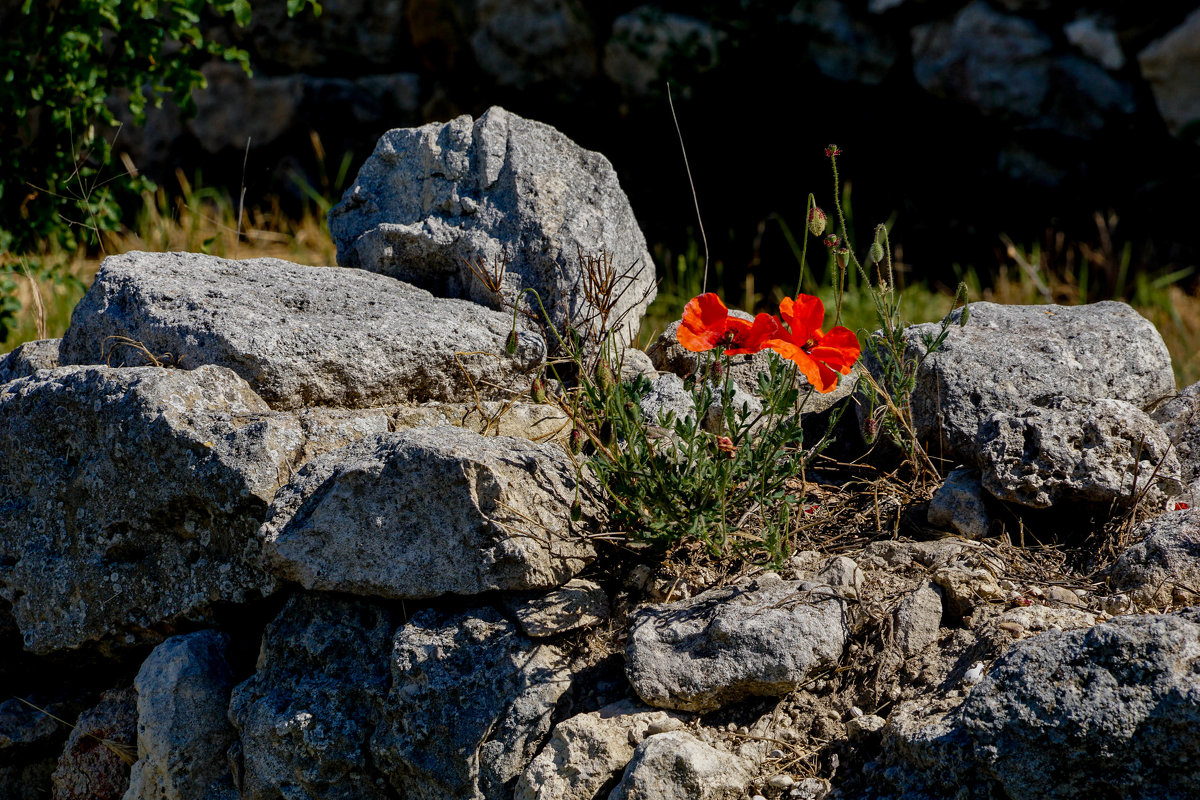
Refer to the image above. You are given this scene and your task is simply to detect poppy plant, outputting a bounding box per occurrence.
[766,294,860,393]
[676,293,781,355]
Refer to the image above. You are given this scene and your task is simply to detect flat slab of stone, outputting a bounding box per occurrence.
[625,575,848,712]
[329,106,656,344]
[0,365,288,654]
[261,427,596,599]
[505,578,610,638]
[889,301,1175,462]
[59,251,545,410]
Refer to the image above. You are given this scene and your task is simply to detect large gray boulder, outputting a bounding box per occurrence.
[371,606,573,800]
[261,427,596,599]
[1110,508,1200,606]
[0,365,287,653]
[1138,8,1200,141]
[882,611,1200,799]
[124,631,238,800]
[976,396,1182,509]
[625,575,848,712]
[883,301,1174,464]
[229,593,396,800]
[328,106,656,345]
[59,251,545,410]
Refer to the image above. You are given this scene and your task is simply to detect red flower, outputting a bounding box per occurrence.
[766,295,860,393]
[825,144,842,158]
[676,293,781,355]
[1175,502,1190,511]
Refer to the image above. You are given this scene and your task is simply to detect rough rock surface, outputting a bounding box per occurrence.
[1109,508,1200,606]
[59,251,545,410]
[608,730,751,800]
[976,396,1182,509]
[626,575,848,712]
[390,400,572,443]
[883,611,1200,799]
[124,631,238,800]
[514,699,684,800]
[0,365,285,653]
[1138,8,1200,140]
[471,0,597,89]
[887,301,1174,463]
[911,1,1134,138]
[647,318,856,414]
[604,8,720,96]
[927,468,991,539]
[51,688,136,800]
[638,373,696,428]
[0,337,60,383]
[0,696,76,800]
[261,427,596,599]
[1151,379,1200,486]
[328,106,656,344]
[229,594,396,800]
[371,606,573,800]
[506,578,610,638]
[894,582,944,657]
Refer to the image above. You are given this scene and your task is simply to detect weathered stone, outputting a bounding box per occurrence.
[60,251,545,410]
[389,400,572,444]
[604,7,720,96]
[0,695,76,800]
[977,397,1182,509]
[882,302,1174,464]
[188,62,302,153]
[608,730,751,800]
[846,714,886,742]
[894,582,943,656]
[626,577,848,712]
[932,566,1003,621]
[883,611,1200,799]
[471,0,596,89]
[371,606,573,800]
[619,348,657,382]
[124,631,238,800]
[912,2,1134,138]
[1064,16,1124,71]
[0,338,60,383]
[1138,8,1200,141]
[638,373,696,428]
[816,555,864,598]
[262,427,595,600]
[647,319,856,414]
[1110,508,1200,606]
[928,468,991,539]
[329,106,656,345]
[514,699,684,800]
[506,578,610,638]
[51,688,136,800]
[1151,380,1200,485]
[0,366,284,653]
[229,593,395,800]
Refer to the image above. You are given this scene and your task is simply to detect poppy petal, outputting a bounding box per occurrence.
[810,326,861,374]
[726,313,782,355]
[677,293,728,352]
[767,336,832,391]
[788,294,826,339]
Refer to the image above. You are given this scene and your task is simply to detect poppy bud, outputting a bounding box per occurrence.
[531,377,548,404]
[599,420,615,447]
[623,401,637,418]
[959,305,970,327]
[710,358,724,382]
[825,144,841,158]
[570,499,583,522]
[823,233,839,249]
[505,329,519,355]
[594,360,616,395]
[870,242,885,264]
[569,427,585,454]
[808,207,827,237]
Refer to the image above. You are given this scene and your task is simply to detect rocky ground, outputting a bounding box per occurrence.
[3,108,1199,800]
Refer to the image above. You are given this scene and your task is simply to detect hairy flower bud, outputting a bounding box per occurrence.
[531,377,548,404]
[505,329,518,355]
[823,233,839,249]
[870,242,885,264]
[710,358,724,382]
[570,499,583,522]
[594,360,616,394]
[824,144,841,158]
[808,207,827,237]
[569,427,585,454]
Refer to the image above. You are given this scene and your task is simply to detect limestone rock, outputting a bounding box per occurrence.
[894,582,944,656]
[389,400,572,444]
[608,730,751,800]
[927,468,991,539]
[1110,508,1200,607]
[51,688,136,800]
[1150,380,1200,485]
[1138,8,1200,140]
[514,699,684,800]
[883,301,1174,464]
[625,577,848,712]
[124,631,238,800]
[638,373,696,429]
[262,427,596,600]
[791,0,897,85]
[0,338,59,383]
[604,8,720,96]
[60,251,545,410]
[884,611,1200,799]
[977,397,1182,509]
[328,106,656,345]
[371,606,573,800]
[506,579,610,638]
[229,593,396,800]
[1064,16,1124,71]
[0,366,285,653]
[0,695,77,800]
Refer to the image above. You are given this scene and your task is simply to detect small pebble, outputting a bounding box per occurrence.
[769,748,785,759]
[726,722,737,732]
[751,795,767,800]
[768,774,795,789]
[848,706,864,718]
[998,621,1025,637]
[963,661,985,685]
[738,726,749,735]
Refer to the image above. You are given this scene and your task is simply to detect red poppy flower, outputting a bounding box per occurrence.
[766,295,861,393]
[676,293,781,355]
